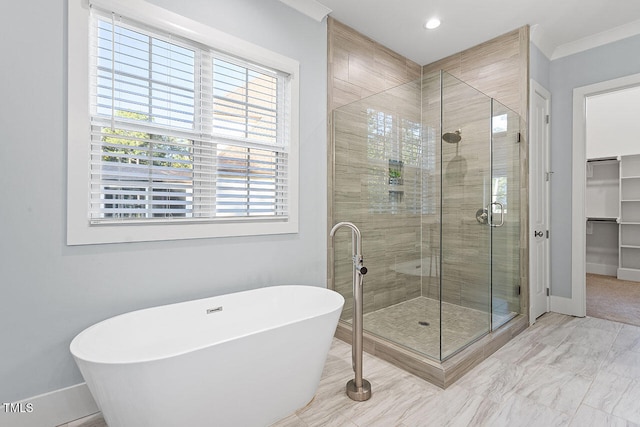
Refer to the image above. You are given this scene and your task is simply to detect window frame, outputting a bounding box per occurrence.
[67,0,300,245]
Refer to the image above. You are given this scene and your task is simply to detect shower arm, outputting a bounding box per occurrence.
[329,221,371,401]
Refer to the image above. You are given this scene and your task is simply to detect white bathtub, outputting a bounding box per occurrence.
[70,285,344,427]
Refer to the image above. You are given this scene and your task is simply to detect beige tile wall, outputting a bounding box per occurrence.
[328,18,422,320]
[422,27,530,317]
[328,19,422,112]
[422,70,524,321]
[422,28,530,117]
[328,19,530,333]
[333,82,424,319]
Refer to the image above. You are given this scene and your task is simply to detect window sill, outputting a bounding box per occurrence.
[67,216,298,245]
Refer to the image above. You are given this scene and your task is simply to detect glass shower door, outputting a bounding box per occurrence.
[440,73,522,359]
[440,72,492,359]
[490,100,521,329]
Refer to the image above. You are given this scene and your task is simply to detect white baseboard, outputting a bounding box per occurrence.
[550,295,586,318]
[617,268,640,282]
[586,263,617,276]
[0,383,98,427]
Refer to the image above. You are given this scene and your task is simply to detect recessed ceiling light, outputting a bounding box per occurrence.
[425,18,441,30]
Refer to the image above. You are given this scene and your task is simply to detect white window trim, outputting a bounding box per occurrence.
[67,0,299,245]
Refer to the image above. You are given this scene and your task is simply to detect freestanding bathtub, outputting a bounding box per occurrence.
[70,285,344,427]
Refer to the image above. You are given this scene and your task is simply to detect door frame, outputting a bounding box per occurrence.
[529,79,551,324]
[569,72,640,317]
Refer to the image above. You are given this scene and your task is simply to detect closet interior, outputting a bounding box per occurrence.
[586,155,640,282]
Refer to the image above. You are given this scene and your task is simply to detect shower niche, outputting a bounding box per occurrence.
[388,160,404,206]
[330,70,527,387]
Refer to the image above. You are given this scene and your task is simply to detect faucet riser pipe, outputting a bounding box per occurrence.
[329,221,371,402]
[347,270,371,401]
[353,265,363,388]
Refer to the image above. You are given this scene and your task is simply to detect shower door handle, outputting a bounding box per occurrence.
[488,202,505,227]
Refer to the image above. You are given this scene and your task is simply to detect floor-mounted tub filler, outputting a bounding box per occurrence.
[70,285,344,427]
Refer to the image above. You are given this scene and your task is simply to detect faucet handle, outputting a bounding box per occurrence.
[354,255,367,275]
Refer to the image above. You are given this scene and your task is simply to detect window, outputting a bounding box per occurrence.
[68,0,299,244]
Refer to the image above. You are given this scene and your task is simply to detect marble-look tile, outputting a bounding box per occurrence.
[562,324,619,350]
[612,378,640,424]
[293,379,356,427]
[454,356,525,403]
[571,316,624,333]
[530,311,577,330]
[484,393,571,427]
[612,324,640,353]
[526,322,577,348]
[492,337,556,371]
[583,371,633,415]
[514,365,592,415]
[399,384,500,427]
[600,347,640,379]
[270,413,309,427]
[340,373,437,426]
[570,405,639,427]
[546,341,609,378]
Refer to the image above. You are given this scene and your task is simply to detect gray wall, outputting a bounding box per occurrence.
[548,35,640,297]
[530,42,551,90]
[0,0,327,402]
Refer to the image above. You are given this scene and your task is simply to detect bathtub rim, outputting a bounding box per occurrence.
[70,284,344,365]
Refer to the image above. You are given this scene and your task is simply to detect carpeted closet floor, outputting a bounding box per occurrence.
[586,273,640,327]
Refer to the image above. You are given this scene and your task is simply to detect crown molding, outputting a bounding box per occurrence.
[551,18,640,60]
[278,0,332,22]
[530,24,554,60]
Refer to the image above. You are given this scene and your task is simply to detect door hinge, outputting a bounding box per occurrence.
[545,114,550,124]
[546,230,549,238]
[546,288,550,296]
[517,132,521,143]
[518,285,521,295]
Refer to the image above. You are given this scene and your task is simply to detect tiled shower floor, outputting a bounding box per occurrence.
[353,297,515,358]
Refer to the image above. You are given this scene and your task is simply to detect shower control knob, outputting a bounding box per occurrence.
[359,266,368,275]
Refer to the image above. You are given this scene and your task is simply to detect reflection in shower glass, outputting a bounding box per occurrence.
[331,71,521,362]
[491,100,521,330]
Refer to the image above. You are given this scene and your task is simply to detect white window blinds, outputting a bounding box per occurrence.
[89,10,289,223]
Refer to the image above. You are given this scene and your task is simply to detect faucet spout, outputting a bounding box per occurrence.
[330,221,361,252]
[330,221,363,260]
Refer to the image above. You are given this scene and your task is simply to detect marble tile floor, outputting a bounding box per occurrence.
[61,312,640,427]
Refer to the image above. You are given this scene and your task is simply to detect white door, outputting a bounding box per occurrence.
[530,80,551,323]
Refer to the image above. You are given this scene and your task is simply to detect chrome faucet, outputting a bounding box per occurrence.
[330,221,371,401]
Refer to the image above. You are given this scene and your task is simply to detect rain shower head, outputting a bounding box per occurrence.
[442,130,462,144]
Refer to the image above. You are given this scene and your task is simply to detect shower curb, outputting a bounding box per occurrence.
[335,314,528,389]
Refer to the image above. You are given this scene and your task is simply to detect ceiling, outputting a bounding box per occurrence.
[311,0,640,65]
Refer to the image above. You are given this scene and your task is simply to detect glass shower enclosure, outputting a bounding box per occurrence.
[331,70,521,361]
